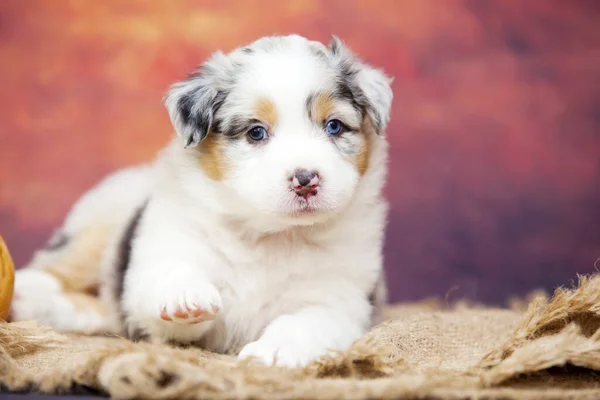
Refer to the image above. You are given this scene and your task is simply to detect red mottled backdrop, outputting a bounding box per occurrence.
[1,0,599,304]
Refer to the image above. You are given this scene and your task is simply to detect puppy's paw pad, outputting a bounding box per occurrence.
[157,285,222,325]
[159,303,219,324]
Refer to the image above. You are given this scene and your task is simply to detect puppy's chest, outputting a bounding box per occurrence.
[201,236,332,348]
[210,234,334,309]
[218,241,323,300]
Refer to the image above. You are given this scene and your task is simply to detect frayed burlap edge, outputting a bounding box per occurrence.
[480,274,600,369]
[1,275,600,400]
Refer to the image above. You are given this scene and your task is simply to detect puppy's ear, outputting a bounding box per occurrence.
[164,52,230,147]
[329,36,394,135]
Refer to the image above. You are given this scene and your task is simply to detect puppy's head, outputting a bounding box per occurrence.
[165,35,393,227]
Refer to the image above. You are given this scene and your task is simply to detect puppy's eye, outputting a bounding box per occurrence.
[325,119,343,136]
[248,126,267,141]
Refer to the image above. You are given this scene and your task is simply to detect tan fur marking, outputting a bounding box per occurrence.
[198,134,228,181]
[254,96,278,127]
[43,225,114,292]
[355,116,375,175]
[312,92,335,123]
[65,292,110,316]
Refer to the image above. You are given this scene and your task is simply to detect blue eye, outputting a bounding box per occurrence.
[325,119,343,135]
[248,126,267,141]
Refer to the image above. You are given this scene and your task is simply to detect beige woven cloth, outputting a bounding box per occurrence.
[1,275,599,400]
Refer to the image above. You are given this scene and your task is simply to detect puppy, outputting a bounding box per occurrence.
[11,34,392,368]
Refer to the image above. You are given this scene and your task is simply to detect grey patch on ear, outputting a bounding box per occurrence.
[164,51,234,147]
[165,74,224,148]
[328,36,394,135]
[329,35,345,56]
[355,65,394,134]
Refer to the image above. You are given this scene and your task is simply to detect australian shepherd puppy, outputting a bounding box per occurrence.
[10,34,393,367]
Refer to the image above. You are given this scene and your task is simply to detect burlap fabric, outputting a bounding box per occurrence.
[1,275,599,400]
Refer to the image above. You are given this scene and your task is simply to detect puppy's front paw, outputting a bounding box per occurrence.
[238,339,279,366]
[238,338,316,368]
[157,282,222,325]
[11,269,107,333]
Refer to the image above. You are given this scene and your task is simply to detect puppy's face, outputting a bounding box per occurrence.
[165,35,392,226]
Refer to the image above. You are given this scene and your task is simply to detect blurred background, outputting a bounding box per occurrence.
[1,0,599,305]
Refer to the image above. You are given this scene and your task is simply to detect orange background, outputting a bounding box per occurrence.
[1,0,599,304]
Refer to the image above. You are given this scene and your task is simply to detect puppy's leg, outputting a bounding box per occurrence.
[238,285,370,367]
[10,225,115,331]
[121,199,223,343]
[10,268,115,334]
[11,165,152,333]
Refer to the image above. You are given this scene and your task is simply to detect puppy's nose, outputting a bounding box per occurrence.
[291,170,320,197]
[292,170,319,188]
